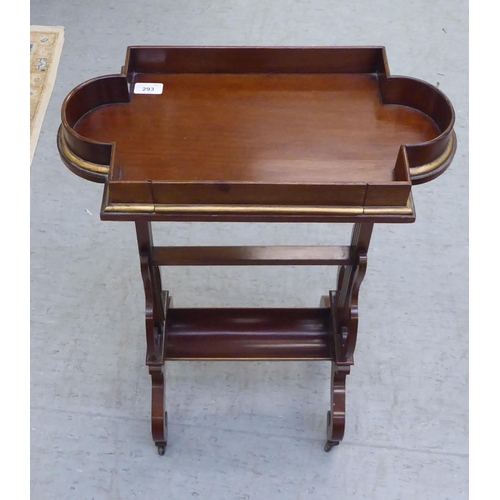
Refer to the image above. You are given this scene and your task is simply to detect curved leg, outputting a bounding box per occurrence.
[324,249,367,451]
[324,225,373,452]
[325,363,350,451]
[136,222,169,455]
[337,223,373,345]
[150,365,168,455]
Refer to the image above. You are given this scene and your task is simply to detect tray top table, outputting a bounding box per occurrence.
[57,46,456,454]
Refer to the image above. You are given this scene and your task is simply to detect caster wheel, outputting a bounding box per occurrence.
[324,440,339,452]
[154,412,168,455]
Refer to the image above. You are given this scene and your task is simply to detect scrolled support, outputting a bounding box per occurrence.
[342,250,368,362]
[149,364,168,454]
[135,221,169,454]
[325,363,351,451]
[325,223,372,450]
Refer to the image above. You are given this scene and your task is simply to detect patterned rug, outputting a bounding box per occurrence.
[30,26,65,164]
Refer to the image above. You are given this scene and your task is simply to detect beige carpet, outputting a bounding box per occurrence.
[30,26,65,164]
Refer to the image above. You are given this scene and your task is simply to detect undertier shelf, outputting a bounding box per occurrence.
[164,308,333,360]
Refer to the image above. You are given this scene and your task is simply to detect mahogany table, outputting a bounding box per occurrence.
[57,46,456,455]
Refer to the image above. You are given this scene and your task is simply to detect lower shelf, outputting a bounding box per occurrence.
[164,308,333,360]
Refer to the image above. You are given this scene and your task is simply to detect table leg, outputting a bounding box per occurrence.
[325,363,350,451]
[149,365,168,455]
[337,223,373,332]
[325,223,373,451]
[135,221,168,453]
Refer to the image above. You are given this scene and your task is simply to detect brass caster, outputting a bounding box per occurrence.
[324,440,339,452]
[155,411,168,455]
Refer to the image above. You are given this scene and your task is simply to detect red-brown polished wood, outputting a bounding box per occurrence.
[151,245,351,267]
[76,73,437,187]
[56,47,457,455]
[58,46,456,223]
[165,308,332,360]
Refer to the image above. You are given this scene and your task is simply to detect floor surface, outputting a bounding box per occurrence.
[30,2,468,499]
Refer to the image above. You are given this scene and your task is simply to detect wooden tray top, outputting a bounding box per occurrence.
[57,47,456,222]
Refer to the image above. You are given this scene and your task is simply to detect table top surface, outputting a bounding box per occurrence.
[58,46,456,223]
[75,73,437,185]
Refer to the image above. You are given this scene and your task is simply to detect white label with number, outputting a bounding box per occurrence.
[134,83,163,95]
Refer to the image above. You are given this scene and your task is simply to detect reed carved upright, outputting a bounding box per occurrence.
[57,46,456,454]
